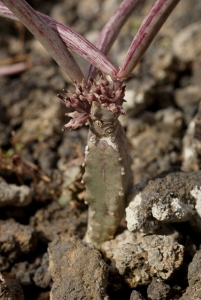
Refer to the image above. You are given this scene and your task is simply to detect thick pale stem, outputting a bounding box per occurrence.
[87,0,142,79]
[117,0,180,79]
[0,1,118,78]
[83,103,133,248]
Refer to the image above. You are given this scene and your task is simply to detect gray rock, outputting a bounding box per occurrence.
[48,234,109,300]
[182,102,201,171]
[0,219,37,271]
[173,22,201,63]
[175,86,201,125]
[127,108,183,184]
[30,201,87,242]
[147,278,171,300]
[188,249,201,286]
[122,77,155,119]
[0,272,24,300]
[33,253,51,289]
[11,261,33,285]
[145,46,176,82]
[101,228,184,288]
[11,253,51,289]
[126,171,201,233]
[130,290,145,300]
[0,181,32,207]
[180,249,201,300]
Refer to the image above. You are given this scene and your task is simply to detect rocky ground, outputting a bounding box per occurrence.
[0,0,201,299]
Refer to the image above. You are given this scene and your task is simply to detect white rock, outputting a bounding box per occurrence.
[0,181,32,207]
[102,229,184,288]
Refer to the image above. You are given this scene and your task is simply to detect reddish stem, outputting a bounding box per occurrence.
[87,0,142,79]
[0,1,118,78]
[117,0,180,79]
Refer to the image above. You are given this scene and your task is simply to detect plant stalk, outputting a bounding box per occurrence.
[0,1,118,78]
[83,102,133,248]
[117,0,180,78]
[87,0,142,79]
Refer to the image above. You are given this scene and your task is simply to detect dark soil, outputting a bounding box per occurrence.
[0,0,201,299]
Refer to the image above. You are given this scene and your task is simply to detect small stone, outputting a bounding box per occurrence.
[0,181,32,207]
[33,253,51,289]
[48,234,109,300]
[102,228,184,288]
[147,278,171,300]
[130,290,145,300]
[173,22,201,63]
[0,219,37,271]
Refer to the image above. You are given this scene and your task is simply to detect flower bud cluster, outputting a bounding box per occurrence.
[58,71,126,130]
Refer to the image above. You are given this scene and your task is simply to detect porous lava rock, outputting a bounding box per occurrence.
[126,171,201,233]
[48,234,109,300]
[147,278,171,300]
[0,219,37,271]
[30,201,87,242]
[11,252,50,289]
[180,249,201,300]
[101,228,184,288]
[130,290,145,300]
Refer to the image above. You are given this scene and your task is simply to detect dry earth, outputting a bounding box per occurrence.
[0,0,201,299]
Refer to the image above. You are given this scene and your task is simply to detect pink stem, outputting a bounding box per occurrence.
[87,0,142,79]
[0,0,17,20]
[0,1,118,78]
[1,0,84,82]
[0,62,29,76]
[0,58,42,76]
[117,0,180,79]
